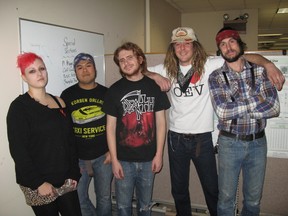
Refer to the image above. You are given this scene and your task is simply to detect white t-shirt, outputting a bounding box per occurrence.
[148,56,224,134]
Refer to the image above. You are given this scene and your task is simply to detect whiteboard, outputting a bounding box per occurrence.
[19,19,105,96]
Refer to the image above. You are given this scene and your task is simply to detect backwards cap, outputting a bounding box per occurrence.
[73,53,96,70]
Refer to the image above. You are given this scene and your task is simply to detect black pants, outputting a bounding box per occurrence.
[168,130,218,216]
[31,190,82,216]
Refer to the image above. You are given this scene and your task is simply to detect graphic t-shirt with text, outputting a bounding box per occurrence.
[103,76,170,162]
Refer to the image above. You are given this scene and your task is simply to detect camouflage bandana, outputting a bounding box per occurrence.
[73,53,96,70]
[177,66,195,93]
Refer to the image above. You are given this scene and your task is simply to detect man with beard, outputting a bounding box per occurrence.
[103,42,170,216]
[208,27,280,216]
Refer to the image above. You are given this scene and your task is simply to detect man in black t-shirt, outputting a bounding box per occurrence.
[61,53,113,216]
[103,42,170,216]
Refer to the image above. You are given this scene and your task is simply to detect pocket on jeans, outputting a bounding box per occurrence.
[168,131,180,152]
[254,136,267,148]
[218,135,235,148]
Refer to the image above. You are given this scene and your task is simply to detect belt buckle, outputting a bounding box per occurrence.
[183,133,194,139]
[236,134,242,140]
[237,133,254,141]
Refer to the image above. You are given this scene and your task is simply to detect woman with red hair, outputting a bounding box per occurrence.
[7,52,82,216]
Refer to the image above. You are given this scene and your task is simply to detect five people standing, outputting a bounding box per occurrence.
[7,28,285,216]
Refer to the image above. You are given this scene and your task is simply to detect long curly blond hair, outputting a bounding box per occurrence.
[163,41,208,81]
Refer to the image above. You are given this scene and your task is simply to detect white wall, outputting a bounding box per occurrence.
[149,0,181,53]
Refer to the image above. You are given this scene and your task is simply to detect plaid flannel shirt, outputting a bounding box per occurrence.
[208,58,280,135]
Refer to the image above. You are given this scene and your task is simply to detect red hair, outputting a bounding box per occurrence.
[17,52,43,75]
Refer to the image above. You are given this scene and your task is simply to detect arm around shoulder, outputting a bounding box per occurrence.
[244,53,285,91]
[144,68,171,92]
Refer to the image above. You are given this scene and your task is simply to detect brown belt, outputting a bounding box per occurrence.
[219,130,265,141]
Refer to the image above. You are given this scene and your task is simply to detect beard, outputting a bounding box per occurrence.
[221,47,244,63]
[121,64,142,78]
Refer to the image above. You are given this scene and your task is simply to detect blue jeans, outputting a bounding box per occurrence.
[115,161,155,216]
[217,135,267,216]
[168,130,218,216]
[77,154,113,216]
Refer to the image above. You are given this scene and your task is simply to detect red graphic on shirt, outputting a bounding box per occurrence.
[191,73,200,84]
[120,112,155,147]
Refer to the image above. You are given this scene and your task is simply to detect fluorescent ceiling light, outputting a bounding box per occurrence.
[270,47,288,50]
[280,37,288,40]
[277,8,288,14]
[258,34,282,37]
[258,41,276,43]
[271,43,288,46]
